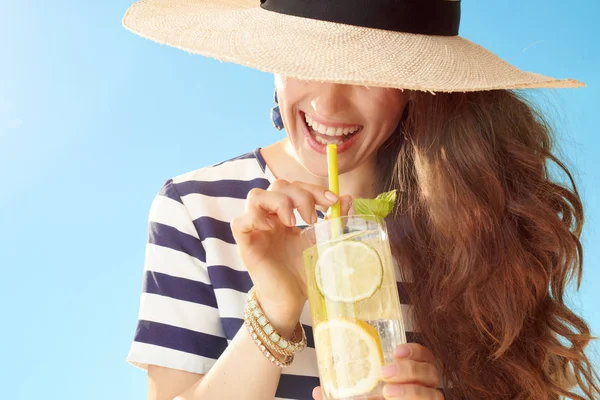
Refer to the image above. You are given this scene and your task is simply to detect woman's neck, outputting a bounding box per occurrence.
[261,140,380,199]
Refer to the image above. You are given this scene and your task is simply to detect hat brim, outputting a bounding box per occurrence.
[123,0,585,93]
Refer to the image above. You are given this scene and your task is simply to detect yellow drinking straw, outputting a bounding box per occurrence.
[327,144,341,218]
[327,144,342,236]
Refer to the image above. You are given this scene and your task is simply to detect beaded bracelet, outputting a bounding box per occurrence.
[244,314,294,367]
[246,288,307,354]
[243,287,307,367]
[245,308,291,358]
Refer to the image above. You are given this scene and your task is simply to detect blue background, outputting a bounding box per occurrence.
[1,1,598,398]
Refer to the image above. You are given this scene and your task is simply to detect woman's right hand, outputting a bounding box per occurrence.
[231,179,352,336]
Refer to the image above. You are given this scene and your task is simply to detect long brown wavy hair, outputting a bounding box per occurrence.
[378,89,600,399]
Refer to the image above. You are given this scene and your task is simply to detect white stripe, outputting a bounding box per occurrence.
[149,195,199,239]
[145,243,210,284]
[137,293,226,338]
[172,157,265,184]
[183,193,246,221]
[128,341,216,375]
[214,288,246,319]
[204,238,246,271]
[299,303,314,327]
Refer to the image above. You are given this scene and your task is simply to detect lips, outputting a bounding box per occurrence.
[300,111,363,154]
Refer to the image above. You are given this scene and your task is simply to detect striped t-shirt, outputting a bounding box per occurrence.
[128,149,417,400]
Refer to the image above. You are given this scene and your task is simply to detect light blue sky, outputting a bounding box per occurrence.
[1,1,598,399]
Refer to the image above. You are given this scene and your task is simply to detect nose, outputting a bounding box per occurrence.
[310,82,351,120]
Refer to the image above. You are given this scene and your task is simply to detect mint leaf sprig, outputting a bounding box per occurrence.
[353,190,397,220]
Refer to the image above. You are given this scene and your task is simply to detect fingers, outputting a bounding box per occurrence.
[236,179,347,242]
[312,386,322,400]
[382,384,444,400]
[339,195,353,216]
[270,179,339,224]
[246,180,339,227]
[313,386,384,400]
[231,208,279,246]
[380,344,440,388]
[284,180,340,208]
[247,187,297,227]
[380,359,439,387]
[231,208,275,235]
[325,194,353,220]
[394,344,437,364]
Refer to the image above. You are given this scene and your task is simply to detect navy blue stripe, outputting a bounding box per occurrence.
[252,148,268,173]
[134,320,227,359]
[221,317,244,341]
[397,282,411,305]
[303,324,315,348]
[174,178,270,199]
[194,216,236,244]
[220,317,316,349]
[276,374,320,400]
[158,179,183,204]
[148,222,206,263]
[208,265,253,292]
[143,271,218,308]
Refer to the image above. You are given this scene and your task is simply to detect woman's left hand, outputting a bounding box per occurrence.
[312,343,444,400]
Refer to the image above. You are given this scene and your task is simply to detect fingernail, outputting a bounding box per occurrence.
[394,345,411,358]
[324,191,339,202]
[380,364,398,379]
[383,384,405,397]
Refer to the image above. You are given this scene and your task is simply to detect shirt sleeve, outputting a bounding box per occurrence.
[127,179,228,375]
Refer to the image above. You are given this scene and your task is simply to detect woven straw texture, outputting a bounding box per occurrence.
[123,0,585,92]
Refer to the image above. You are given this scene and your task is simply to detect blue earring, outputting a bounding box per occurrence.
[270,90,284,131]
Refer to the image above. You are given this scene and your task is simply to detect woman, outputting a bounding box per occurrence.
[123,1,600,399]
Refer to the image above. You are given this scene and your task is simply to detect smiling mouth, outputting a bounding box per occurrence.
[301,112,363,145]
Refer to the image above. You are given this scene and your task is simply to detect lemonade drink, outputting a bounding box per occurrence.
[302,216,406,400]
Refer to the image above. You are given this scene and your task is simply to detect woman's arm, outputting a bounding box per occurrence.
[149,317,296,400]
[148,367,204,400]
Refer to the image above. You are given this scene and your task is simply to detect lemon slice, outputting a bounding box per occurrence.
[316,241,383,302]
[314,319,383,399]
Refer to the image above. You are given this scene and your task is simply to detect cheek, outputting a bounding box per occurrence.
[368,94,406,139]
[275,77,303,131]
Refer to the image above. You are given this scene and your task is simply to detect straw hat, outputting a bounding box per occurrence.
[122,0,584,93]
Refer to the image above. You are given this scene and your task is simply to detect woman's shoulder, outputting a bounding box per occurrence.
[166,148,272,194]
[153,148,273,226]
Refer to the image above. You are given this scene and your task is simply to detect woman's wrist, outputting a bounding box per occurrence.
[252,291,304,339]
[258,302,303,339]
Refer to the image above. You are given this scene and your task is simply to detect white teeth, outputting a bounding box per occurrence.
[304,113,361,136]
[314,134,343,145]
